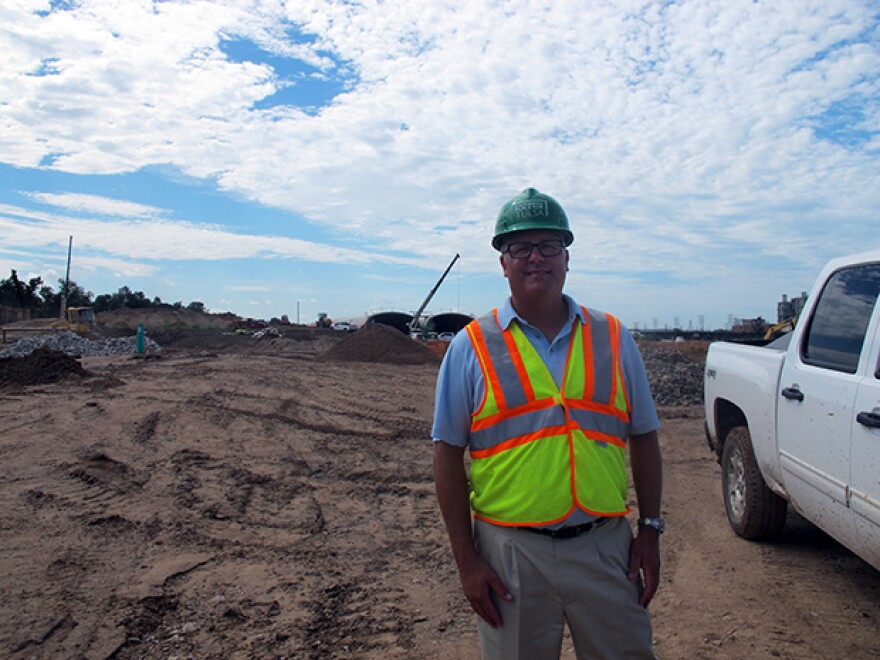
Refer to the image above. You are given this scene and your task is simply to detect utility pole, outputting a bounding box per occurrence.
[60,235,73,319]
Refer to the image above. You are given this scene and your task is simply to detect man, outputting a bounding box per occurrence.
[432,188,663,659]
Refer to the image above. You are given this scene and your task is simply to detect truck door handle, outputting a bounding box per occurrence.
[781,387,804,401]
[857,411,880,428]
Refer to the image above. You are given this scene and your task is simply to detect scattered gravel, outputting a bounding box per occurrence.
[640,343,705,407]
[0,331,161,359]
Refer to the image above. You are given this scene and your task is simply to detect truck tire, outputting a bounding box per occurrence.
[721,427,787,540]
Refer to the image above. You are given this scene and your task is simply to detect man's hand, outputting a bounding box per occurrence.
[628,430,663,607]
[458,554,513,628]
[628,527,661,607]
[434,441,514,627]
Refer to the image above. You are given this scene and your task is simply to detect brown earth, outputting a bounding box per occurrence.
[0,329,877,659]
[96,307,240,334]
[0,347,88,388]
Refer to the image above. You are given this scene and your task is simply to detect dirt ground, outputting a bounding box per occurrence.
[0,331,878,659]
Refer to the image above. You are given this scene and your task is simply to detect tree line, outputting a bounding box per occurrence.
[0,269,206,317]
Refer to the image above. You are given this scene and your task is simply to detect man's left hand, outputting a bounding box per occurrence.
[628,528,661,607]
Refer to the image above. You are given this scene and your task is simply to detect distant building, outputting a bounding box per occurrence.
[731,316,767,334]
[777,291,808,322]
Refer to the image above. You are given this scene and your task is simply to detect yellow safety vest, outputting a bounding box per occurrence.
[466,307,632,526]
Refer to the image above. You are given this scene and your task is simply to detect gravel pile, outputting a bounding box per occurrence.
[640,344,705,407]
[0,331,162,359]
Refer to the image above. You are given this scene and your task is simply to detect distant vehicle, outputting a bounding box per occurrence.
[236,318,269,330]
[331,322,357,332]
[704,250,880,571]
[437,332,456,341]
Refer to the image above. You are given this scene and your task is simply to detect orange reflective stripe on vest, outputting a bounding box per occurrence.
[466,307,631,526]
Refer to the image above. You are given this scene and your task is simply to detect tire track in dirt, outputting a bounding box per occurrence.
[24,452,149,525]
[16,348,876,658]
[167,448,325,550]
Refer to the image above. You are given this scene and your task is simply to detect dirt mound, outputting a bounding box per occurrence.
[98,307,238,333]
[318,322,441,365]
[0,346,88,387]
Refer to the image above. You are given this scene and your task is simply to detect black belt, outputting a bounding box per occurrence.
[523,518,609,539]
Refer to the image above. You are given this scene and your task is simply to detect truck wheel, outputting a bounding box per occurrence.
[721,427,787,540]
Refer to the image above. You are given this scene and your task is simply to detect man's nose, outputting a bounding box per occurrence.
[527,245,546,262]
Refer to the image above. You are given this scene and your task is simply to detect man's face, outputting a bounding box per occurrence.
[499,229,569,302]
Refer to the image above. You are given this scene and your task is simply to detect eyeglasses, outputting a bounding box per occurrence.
[503,240,565,259]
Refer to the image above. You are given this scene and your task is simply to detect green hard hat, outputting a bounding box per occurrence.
[492,188,573,251]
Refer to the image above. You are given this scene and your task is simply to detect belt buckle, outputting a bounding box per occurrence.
[523,518,607,539]
[553,522,592,539]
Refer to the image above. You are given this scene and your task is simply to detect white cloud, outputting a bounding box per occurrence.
[1,0,878,326]
[25,192,167,218]
[0,202,423,266]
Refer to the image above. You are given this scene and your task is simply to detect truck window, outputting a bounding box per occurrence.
[802,263,880,373]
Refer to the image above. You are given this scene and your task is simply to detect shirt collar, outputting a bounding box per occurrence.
[497,294,585,330]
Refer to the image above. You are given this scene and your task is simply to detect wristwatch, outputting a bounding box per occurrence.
[637,517,666,534]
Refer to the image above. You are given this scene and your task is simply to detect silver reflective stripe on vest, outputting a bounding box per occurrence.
[586,308,613,404]
[568,407,629,439]
[475,314,528,409]
[469,309,629,451]
[470,406,567,450]
[471,405,628,449]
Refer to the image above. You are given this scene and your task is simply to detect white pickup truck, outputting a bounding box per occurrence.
[704,250,880,570]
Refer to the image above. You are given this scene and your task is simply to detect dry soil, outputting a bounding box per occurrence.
[0,330,877,659]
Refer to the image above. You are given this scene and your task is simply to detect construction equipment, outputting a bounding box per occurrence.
[410,254,460,337]
[52,306,96,334]
[764,317,796,342]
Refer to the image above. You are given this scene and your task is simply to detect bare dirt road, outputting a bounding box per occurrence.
[1,331,877,659]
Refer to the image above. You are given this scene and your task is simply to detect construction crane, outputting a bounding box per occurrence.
[410,253,460,337]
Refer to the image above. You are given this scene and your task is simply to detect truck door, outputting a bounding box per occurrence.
[777,263,880,551]
[852,310,880,570]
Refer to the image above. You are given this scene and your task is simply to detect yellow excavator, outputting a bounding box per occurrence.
[763,316,796,342]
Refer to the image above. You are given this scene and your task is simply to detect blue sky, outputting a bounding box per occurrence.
[1,0,878,330]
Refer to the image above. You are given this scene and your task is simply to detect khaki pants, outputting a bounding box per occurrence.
[473,517,655,660]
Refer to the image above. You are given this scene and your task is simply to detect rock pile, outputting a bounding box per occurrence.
[640,343,705,407]
[0,331,161,359]
[253,327,283,338]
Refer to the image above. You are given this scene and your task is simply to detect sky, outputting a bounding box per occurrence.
[1,0,878,331]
